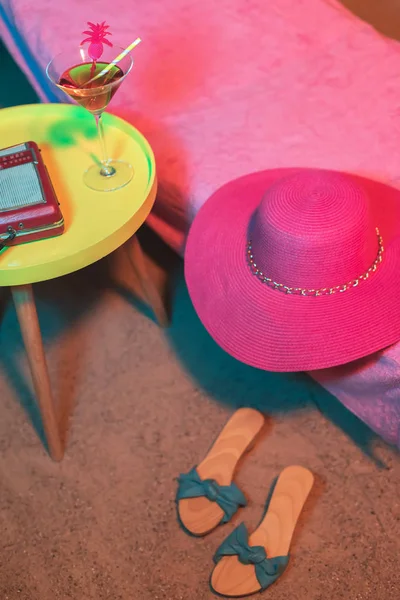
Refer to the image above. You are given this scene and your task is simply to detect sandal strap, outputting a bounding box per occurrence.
[214,523,289,590]
[176,467,247,523]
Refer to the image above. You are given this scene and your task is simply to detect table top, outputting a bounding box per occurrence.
[0,103,157,287]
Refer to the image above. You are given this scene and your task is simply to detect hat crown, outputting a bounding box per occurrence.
[249,170,378,290]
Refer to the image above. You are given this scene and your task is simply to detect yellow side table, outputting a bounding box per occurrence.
[0,103,168,461]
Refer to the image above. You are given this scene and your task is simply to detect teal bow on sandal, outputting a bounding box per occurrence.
[213,523,289,591]
[175,408,265,536]
[210,465,314,597]
[177,468,247,526]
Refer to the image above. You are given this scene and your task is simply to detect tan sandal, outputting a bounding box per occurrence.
[210,465,314,597]
[176,408,265,536]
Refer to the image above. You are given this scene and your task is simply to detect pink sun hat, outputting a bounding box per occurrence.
[184,168,400,372]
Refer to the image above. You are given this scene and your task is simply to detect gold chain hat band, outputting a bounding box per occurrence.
[246,228,384,297]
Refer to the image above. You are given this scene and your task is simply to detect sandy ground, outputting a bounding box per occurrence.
[0,259,399,600]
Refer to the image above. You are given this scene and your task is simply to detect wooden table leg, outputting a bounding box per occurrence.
[11,284,64,461]
[123,235,169,327]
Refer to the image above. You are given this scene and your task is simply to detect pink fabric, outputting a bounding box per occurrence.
[312,349,400,449]
[1,0,400,445]
[4,0,400,253]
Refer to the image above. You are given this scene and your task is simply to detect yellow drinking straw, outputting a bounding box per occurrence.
[84,37,142,86]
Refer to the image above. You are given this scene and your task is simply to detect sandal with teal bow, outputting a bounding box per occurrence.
[176,408,265,537]
[210,465,314,597]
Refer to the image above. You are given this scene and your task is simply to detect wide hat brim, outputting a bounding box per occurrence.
[184,168,400,372]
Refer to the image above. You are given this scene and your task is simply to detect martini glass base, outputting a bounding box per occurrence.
[84,160,134,192]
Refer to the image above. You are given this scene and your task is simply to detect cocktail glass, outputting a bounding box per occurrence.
[46,45,133,192]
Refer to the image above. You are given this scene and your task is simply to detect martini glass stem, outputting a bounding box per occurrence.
[95,113,115,177]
